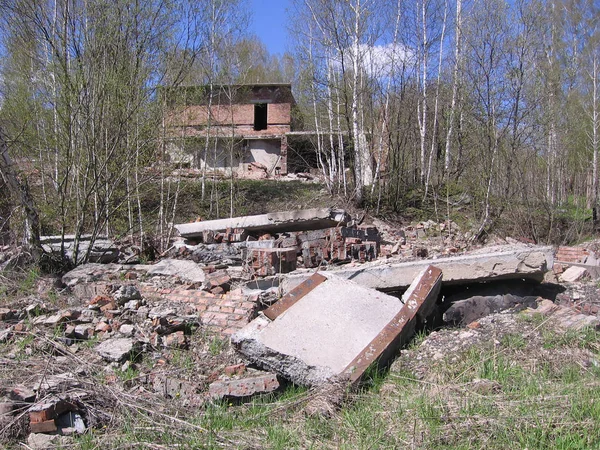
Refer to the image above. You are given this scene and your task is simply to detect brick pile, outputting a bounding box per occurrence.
[141,286,258,336]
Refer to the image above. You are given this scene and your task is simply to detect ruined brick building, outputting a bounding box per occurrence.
[163,83,296,178]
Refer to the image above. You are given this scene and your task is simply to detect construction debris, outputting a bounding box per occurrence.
[280,244,553,292]
[174,208,351,238]
[232,267,442,387]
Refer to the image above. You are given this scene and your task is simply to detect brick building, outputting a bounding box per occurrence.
[163,83,295,178]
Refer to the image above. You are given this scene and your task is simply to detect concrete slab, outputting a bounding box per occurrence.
[175,208,350,238]
[279,245,553,292]
[232,267,442,387]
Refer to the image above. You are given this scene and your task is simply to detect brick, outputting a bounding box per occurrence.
[224,364,246,376]
[164,331,187,349]
[208,373,280,400]
[220,307,234,313]
[30,419,57,433]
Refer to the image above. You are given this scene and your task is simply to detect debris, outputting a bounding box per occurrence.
[281,244,553,292]
[146,259,206,283]
[175,208,351,239]
[95,338,139,362]
[113,285,142,305]
[443,294,539,326]
[208,373,280,400]
[524,299,599,330]
[560,266,590,283]
[249,247,297,276]
[232,267,442,387]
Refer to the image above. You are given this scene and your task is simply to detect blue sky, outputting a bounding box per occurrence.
[249,0,291,55]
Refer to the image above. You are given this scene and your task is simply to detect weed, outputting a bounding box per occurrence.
[19,268,39,294]
[501,333,526,349]
[208,335,227,355]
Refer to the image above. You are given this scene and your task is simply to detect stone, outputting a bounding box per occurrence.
[0,328,11,343]
[113,285,142,305]
[204,270,231,291]
[232,267,442,387]
[9,385,36,402]
[208,373,280,400]
[27,433,61,449]
[123,300,141,310]
[224,363,246,376]
[119,324,135,336]
[95,338,139,362]
[146,259,206,283]
[560,266,589,283]
[73,324,94,340]
[443,295,539,326]
[163,331,187,348]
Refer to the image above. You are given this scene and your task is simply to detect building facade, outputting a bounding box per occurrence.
[164,83,294,178]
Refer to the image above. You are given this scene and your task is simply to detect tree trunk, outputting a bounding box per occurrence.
[0,127,41,256]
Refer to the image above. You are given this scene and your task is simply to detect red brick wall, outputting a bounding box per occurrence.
[168,103,291,128]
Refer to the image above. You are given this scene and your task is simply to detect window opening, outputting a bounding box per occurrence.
[254,103,267,131]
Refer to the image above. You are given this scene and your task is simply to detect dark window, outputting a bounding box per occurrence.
[254,103,267,131]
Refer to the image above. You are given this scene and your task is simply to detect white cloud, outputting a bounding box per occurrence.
[329,42,415,77]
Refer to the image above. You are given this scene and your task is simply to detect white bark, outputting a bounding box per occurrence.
[444,0,462,174]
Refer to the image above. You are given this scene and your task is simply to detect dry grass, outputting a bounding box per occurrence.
[2,308,600,449]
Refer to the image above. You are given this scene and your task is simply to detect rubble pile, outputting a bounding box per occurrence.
[5,207,600,446]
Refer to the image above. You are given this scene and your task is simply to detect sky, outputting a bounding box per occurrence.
[249,0,291,56]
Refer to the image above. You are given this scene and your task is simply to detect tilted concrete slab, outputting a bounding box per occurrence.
[278,245,553,293]
[174,208,350,238]
[232,267,442,387]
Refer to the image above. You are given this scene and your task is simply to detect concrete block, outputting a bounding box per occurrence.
[232,268,442,387]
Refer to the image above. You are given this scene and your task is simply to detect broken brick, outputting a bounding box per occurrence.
[224,364,246,376]
[30,419,58,433]
[208,373,279,400]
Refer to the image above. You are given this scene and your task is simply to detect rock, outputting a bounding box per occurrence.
[95,338,139,362]
[62,263,120,287]
[113,285,142,305]
[119,324,135,336]
[443,295,539,326]
[123,300,141,310]
[9,385,36,402]
[146,259,206,283]
[27,433,63,449]
[0,328,12,343]
[73,324,94,340]
[560,266,589,283]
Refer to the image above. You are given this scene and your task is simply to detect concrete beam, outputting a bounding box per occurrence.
[174,208,350,238]
[277,245,554,293]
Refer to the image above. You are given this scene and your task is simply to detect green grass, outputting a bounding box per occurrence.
[34,323,600,449]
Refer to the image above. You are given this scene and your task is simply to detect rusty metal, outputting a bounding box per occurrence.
[264,272,328,320]
[342,265,442,385]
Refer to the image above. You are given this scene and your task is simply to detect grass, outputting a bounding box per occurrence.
[67,322,600,449]
[1,310,598,449]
